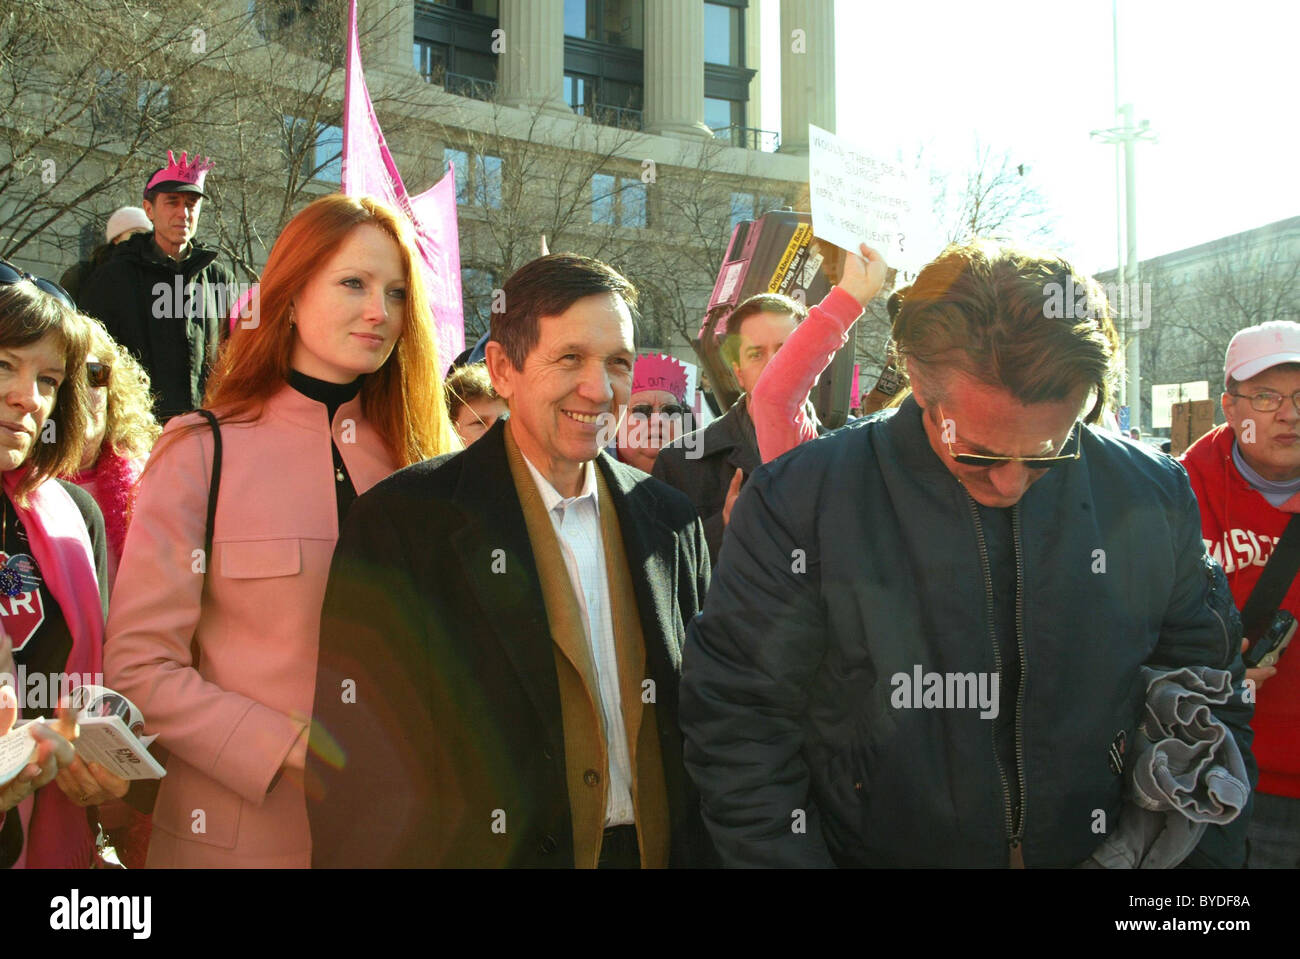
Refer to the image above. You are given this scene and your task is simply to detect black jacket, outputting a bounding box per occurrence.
[78,232,230,420]
[653,395,763,566]
[307,419,714,867]
[680,397,1254,868]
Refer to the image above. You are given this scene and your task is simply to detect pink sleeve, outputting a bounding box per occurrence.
[750,286,864,463]
[104,420,304,806]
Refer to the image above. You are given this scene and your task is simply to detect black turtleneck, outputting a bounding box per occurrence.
[288,370,363,526]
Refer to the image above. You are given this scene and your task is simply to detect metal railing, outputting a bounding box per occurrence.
[574,102,644,131]
[711,125,781,152]
[444,71,497,102]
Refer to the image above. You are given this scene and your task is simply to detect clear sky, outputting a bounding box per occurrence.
[762,0,1300,274]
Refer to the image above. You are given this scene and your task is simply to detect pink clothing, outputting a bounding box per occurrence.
[71,448,146,589]
[749,286,864,463]
[103,384,397,867]
[4,468,105,868]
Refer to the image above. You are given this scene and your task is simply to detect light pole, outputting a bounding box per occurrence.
[1091,1,1155,431]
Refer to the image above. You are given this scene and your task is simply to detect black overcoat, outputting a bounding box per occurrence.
[306,418,714,867]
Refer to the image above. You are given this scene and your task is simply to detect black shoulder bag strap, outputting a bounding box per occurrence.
[126,410,220,816]
[1240,513,1300,641]
[193,409,223,576]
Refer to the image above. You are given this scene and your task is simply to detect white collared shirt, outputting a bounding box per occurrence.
[521,455,635,827]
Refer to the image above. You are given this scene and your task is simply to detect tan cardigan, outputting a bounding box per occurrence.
[505,423,669,868]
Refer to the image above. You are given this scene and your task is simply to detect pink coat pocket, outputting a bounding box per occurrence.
[219,538,302,579]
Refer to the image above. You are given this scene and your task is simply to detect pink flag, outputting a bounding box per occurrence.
[343,0,464,363]
[851,363,862,409]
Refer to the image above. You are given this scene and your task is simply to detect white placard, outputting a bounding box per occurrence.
[1151,381,1210,429]
[808,124,937,278]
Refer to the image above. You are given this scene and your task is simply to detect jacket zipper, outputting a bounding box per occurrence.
[965,495,1019,862]
[1010,504,1028,865]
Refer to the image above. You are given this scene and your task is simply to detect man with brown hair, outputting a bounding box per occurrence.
[681,240,1255,868]
[653,293,809,563]
[309,253,713,868]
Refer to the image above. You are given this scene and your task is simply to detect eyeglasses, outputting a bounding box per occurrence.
[86,361,111,388]
[1227,390,1300,414]
[0,260,76,310]
[937,404,1081,469]
[629,403,686,420]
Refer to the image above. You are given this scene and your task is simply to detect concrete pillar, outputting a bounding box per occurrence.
[746,0,765,133]
[357,0,415,74]
[643,0,712,139]
[779,0,835,154]
[497,0,569,115]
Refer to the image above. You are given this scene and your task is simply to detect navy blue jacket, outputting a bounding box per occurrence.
[680,396,1254,867]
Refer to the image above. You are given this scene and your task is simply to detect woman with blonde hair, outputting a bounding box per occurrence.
[69,318,161,589]
[104,194,457,867]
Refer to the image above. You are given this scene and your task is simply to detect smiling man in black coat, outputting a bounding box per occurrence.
[307,254,712,868]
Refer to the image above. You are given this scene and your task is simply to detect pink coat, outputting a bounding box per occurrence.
[104,384,397,867]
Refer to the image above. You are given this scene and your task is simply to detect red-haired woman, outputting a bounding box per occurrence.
[104,195,458,867]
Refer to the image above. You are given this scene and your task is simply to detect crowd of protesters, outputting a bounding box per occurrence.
[0,143,1290,870]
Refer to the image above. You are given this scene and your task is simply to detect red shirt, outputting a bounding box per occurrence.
[1182,424,1300,797]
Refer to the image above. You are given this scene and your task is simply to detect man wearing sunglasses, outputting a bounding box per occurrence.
[681,240,1253,868]
[1182,321,1300,868]
[78,150,232,422]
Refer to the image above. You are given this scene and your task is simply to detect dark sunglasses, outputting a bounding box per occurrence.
[0,260,76,310]
[938,403,1082,469]
[629,403,686,419]
[86,361,111,388]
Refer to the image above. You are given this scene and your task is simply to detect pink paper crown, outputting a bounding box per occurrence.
[146,150,215,192]
[632,353,689,400]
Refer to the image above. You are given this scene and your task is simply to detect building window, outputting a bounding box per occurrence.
[729,191,789,231]
[704,1,743,67]
[592,173,647,228]
[445,148,503,209]
[566,71,642,128]
[414,40,449,84]
[313,124,343,183]
[432,0,499,15]
[414,3,499,101]
[565,73,596,113]
[705,97,743,132]
[565,0,643,48]
[93,70,172,132]
[285,116,342,184]
[461,265,499,339]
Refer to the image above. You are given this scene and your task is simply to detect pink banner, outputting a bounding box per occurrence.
[343,0,464,364]
[851,363,862,409]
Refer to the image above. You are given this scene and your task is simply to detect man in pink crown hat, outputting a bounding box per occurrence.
[615,353,692,476]
[80,150,233,421]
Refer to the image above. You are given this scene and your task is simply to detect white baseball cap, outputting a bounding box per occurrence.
[1224,321,1300,388]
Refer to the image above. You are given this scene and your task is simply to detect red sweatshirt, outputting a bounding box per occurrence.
[1182,424,1300,797]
